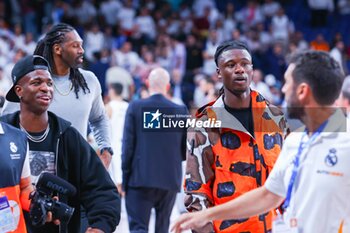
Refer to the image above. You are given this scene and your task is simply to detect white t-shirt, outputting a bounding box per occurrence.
[265,109,350,233]
[107,100,128,185]
[21,144,30,179]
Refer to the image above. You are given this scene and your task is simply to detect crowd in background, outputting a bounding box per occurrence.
[1,0,350,110]
[1,1,350,232]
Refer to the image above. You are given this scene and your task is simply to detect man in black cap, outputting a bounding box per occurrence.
[1,55,120,233]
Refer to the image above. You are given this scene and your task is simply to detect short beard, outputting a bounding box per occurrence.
[287,106,305,120]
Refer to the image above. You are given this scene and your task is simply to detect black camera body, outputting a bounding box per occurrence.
[29,173,76,226]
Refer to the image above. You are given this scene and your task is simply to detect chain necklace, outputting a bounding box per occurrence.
[54,81,73,96]
[19,123,50,143]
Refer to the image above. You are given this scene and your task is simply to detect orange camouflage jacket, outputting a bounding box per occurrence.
[184,91,288,233]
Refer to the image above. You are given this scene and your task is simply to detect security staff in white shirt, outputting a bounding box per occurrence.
[171,51,349,233]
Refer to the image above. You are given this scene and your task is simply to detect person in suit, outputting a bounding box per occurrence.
[122,67,188,233]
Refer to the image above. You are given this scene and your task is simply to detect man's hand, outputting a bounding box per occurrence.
[85,227,104,233]
[99,150,112,169]
[171,211,211,233]
[46,211,60,225]
[45,196,61,225]
[117,183,125,197]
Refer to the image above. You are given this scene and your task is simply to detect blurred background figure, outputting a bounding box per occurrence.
[122,68,187,233]
[106,82,128,193]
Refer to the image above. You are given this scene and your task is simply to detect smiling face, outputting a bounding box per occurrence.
[15,69,53,114]
[217,48,253,96]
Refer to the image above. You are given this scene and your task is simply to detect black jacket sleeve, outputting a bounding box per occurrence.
[121,102,136,192]
[66,129,121,233]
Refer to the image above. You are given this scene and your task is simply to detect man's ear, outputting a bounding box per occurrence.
[296,82,310,102]
[14,85,23,99]
[166,83,171,92]
[216,67,221,79]
[53,43,62,55]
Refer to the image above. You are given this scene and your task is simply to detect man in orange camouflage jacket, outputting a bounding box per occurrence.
[184,40,288,233]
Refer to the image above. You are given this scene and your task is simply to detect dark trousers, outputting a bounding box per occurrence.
[125,187,177,233]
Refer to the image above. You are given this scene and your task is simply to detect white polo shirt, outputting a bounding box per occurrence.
[265,109,350,233]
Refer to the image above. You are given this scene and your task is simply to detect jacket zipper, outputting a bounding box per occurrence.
[55,136,63,233]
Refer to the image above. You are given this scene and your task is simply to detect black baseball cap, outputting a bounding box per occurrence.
[6,55,51,102]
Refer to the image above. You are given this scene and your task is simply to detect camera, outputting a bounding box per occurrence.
[29,173,76,226]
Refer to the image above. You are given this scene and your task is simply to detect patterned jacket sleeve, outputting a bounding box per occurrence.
[184,127,215,232]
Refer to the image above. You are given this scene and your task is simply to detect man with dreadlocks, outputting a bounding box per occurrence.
[2,23,113,169]
[1,54,120,233]
[182,40,289,233]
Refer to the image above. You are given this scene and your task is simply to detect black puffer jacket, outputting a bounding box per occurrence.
[1,111,121,233]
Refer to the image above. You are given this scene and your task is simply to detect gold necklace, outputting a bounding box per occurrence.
[54,81,73,96]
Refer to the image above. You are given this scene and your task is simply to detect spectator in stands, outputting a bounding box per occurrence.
[88,49,111,98]
[202,30,220,76]
[71,0,97,27]
[310,34,330,51]
[271,7,293,42]
[169,35,186,78]
[84,23,105,62]
[261,0,281,19]
[134,7,156,44]
[222,2,237,41]
[266,42,287,81]
[308,0,334,27]
[99,0,122,27]
[237,0,264,31]
[111,40,141,78]
[330,40,348,75]
[250,69,273,102]
[117,0,136,37]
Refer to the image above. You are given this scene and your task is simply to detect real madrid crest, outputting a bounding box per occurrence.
[10,142,18,153]
[325,148,337,167]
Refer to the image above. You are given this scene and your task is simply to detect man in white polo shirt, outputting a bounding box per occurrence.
[171,51,349,233]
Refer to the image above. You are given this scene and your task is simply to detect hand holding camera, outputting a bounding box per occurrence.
[29,173,76,226]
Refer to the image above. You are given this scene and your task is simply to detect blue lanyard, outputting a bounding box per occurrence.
[282,120,328,210]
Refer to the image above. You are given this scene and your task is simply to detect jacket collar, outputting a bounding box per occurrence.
[210,95,250,134]
[0,111,72,135]
[196,90,279,136]
[149,93,166,100]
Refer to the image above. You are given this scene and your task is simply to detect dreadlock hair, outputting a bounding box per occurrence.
[215,40,251,96]
[34,23,90,99]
